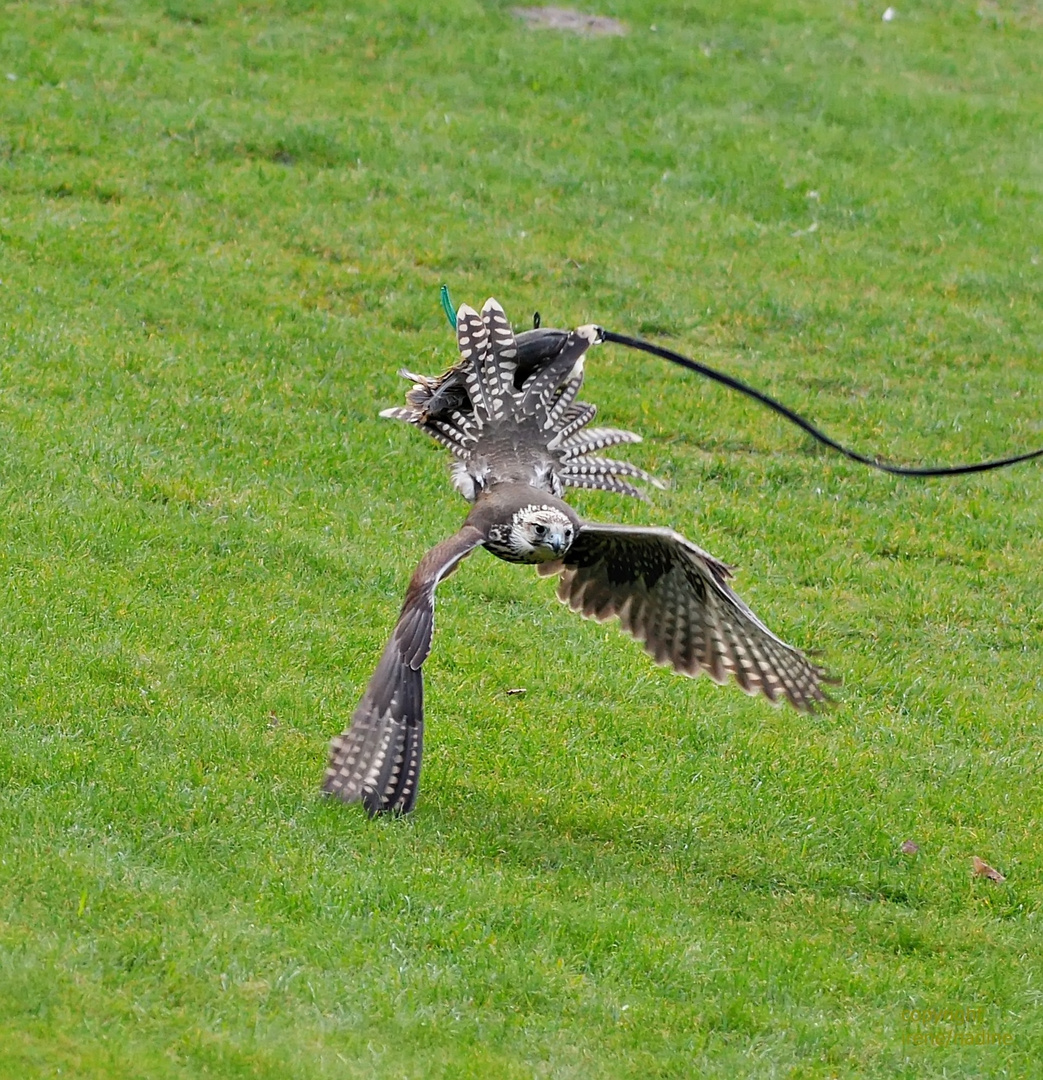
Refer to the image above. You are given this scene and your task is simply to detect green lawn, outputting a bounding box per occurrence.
[1,1,1041,1076]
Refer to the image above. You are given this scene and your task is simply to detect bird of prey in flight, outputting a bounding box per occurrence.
[323,299,829,815]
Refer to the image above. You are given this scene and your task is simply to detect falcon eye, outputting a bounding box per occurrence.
[533,523,547,537]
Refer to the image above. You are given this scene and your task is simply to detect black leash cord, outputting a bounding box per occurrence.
[599,330,1043,478]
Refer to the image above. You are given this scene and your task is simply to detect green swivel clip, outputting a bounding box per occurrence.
[440,285,457,329]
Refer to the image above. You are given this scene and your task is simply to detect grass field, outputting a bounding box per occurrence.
[1,1,1042,1076]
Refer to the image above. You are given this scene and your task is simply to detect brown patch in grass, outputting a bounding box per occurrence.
[511,7,628,37]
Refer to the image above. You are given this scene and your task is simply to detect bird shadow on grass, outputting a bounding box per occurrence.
[308,778,930,918]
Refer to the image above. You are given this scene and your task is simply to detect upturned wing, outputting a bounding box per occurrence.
[323,525,485,814]
[538,524,830,711]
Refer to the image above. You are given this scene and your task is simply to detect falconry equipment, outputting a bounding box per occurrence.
[322,298,831,815]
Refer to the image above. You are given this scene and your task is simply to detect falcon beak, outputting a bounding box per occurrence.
[550,533,565,555]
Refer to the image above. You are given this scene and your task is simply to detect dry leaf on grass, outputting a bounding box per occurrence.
[972,856,1006,883]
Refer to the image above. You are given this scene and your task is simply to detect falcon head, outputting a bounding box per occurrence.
[487,505,575,564]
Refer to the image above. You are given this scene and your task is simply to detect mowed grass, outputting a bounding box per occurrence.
[1,0,1041,1075]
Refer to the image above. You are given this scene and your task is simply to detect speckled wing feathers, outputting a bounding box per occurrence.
[480,297,519,402]
[455,299,521,423]
[323,526,485,814]
[379,300,660,501]
[456,305,495,421]
[518,330,592,429]
[540,524,829,711]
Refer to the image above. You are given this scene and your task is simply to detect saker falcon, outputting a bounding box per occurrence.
[323,299,830,815]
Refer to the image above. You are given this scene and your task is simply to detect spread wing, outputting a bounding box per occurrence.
[539,524,830,711]
[323,525,484,814]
